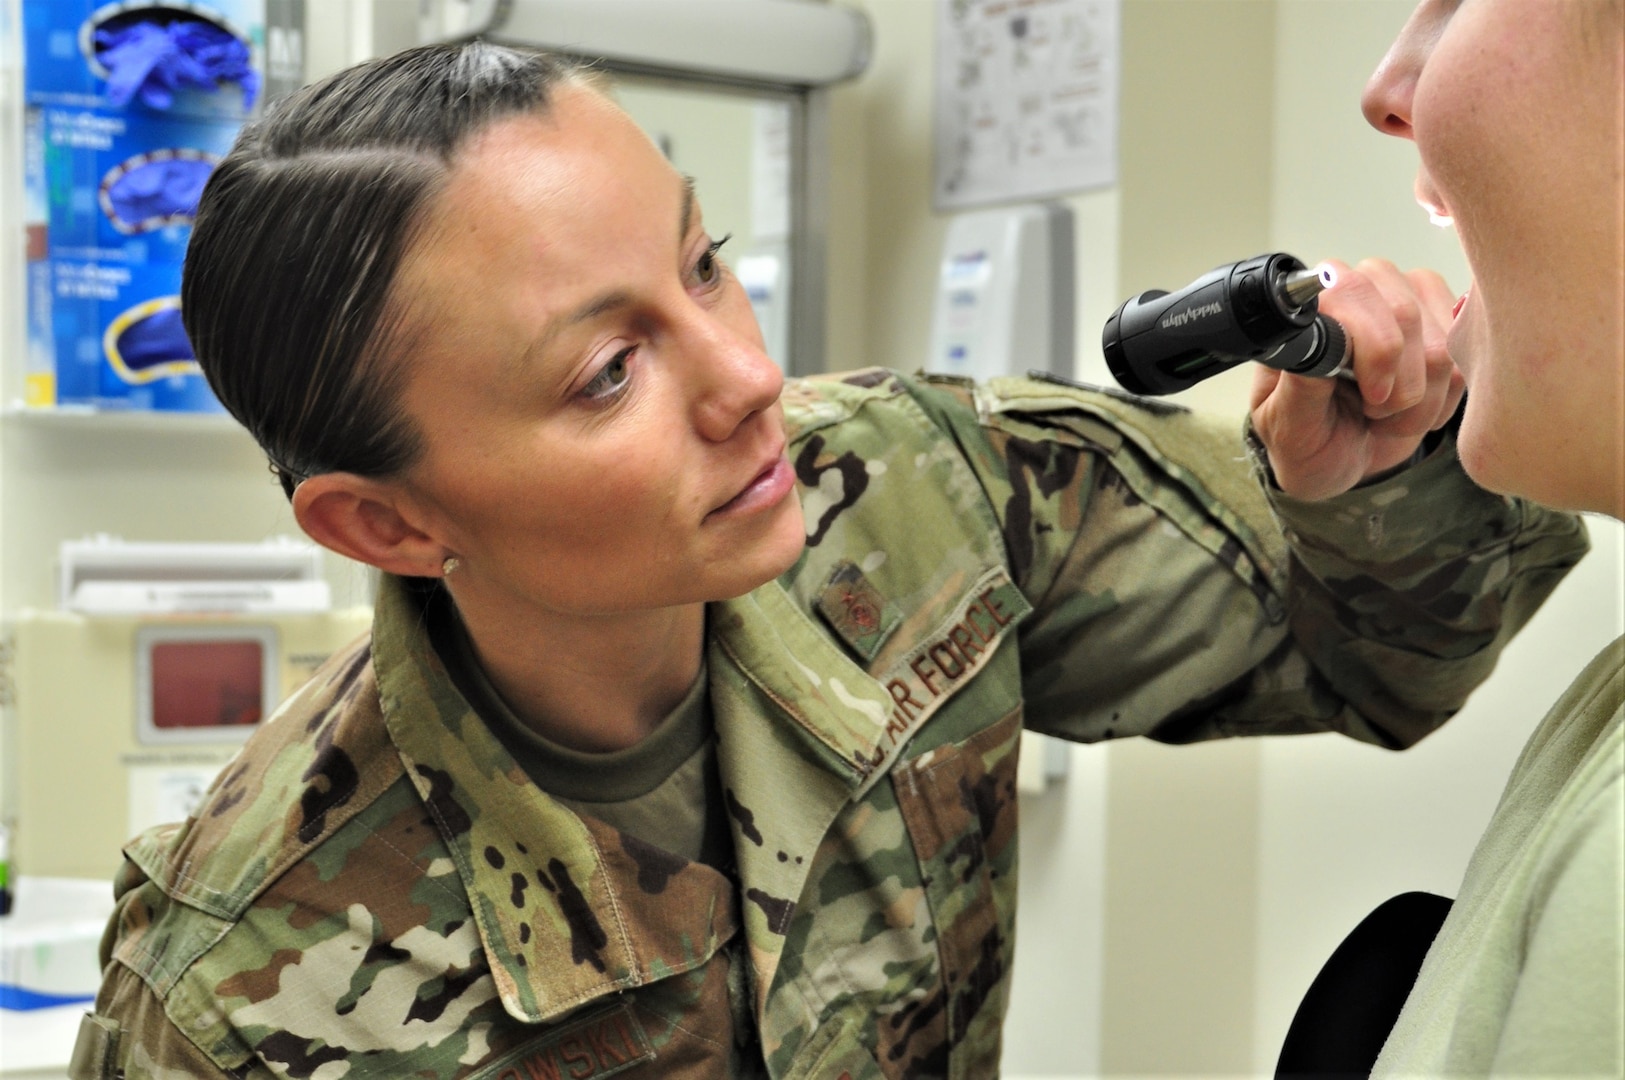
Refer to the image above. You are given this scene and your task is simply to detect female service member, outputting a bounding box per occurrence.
[1292,0,1622,1074]
[71,42,1586,1080]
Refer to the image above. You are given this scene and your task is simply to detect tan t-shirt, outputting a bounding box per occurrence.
[428,595,731,870]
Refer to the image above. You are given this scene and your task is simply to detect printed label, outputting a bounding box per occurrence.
[857,566,1031,774]
[470,1002,654,1080]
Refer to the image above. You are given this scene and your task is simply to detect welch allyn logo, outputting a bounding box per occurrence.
[1160,301,1225,330]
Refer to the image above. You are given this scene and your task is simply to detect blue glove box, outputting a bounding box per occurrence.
[31,104,241,262]
[23,0,275,121]
[22,106,238,412]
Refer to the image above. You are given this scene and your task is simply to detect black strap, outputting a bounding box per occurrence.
[1276,891,1453,1078]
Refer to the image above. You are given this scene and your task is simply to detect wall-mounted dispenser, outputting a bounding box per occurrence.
[927,201,1076,384]
[19,0,305,412]
[58,534,330,614]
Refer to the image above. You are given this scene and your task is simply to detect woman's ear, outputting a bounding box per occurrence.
[292,472,448,579]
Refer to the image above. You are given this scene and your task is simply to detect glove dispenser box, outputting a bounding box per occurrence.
[19,0,305,412]
[21,1,305,120]
[22,104,243,411]
[3,606,372,881]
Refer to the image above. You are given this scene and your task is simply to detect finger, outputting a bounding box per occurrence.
[1316,259,1406,409]
[1352,258,1429,418]
[1365,345,1461,448]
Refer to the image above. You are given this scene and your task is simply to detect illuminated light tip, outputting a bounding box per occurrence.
[1316,264,1337,290]
[1280,265,1331,309]
[1427,209,1455,228]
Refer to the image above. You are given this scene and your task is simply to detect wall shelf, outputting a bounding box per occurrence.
[2,404,243,434]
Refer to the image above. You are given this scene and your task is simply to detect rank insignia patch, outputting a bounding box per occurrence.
[815,560,900,662]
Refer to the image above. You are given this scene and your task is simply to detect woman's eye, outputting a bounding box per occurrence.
[692,233,732,287]
[581,347,634,400]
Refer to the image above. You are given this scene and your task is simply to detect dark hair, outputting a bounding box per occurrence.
[182,42,591,498]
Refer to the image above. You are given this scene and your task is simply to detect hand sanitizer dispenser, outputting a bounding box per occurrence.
[927,201,1075,382]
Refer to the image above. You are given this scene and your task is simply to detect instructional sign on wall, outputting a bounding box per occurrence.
[933,0,1120,211]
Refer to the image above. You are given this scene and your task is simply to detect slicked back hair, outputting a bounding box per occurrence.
[182,42,592,498]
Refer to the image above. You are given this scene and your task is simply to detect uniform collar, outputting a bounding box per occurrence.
[371,576,737,1024]
[705,580,891,1019]
[712,579,898,791]
[368,572,913,1028]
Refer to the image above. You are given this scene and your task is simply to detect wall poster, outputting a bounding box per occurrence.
[934,0,1120,211]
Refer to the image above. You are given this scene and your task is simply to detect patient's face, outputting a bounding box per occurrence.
[1364,0,1624,514]
[385,87,807,618]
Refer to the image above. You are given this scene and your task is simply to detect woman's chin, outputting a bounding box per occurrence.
[710,512,809,602]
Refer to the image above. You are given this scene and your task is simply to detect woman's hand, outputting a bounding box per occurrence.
[1250,258,1466,501]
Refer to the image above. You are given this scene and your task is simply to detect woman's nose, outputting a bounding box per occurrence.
[686,308,784,443]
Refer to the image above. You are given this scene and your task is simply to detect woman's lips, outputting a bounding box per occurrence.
[709,455,795,520]
[1452,288,1470,319]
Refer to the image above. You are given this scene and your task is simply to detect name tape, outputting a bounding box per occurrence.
[473,1002,653,1080]
[856,566,1031,774]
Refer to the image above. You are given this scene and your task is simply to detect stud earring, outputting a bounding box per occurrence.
[442,556,461,577]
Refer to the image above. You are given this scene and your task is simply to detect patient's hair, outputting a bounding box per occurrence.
[183,42,591,498]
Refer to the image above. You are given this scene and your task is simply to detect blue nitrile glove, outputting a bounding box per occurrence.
[106,156,214,227]
[169,20,258,106]
[95,17,259,111]
[114,307,195,375]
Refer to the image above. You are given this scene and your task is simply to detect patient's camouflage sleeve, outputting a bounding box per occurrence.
[72,369,1585,1080]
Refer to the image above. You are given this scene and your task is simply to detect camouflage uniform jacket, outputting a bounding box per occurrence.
[76,371,1588,1080]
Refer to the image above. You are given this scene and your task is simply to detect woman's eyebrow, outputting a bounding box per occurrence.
[523,173,702,366]
[558,175,698,330]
